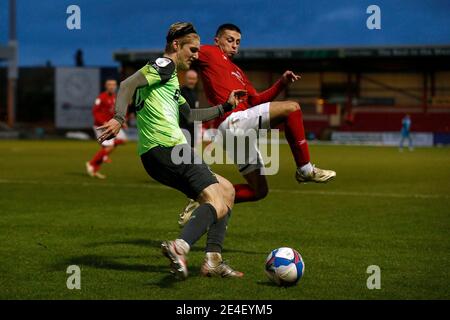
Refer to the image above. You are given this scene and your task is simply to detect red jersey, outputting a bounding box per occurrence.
[92,92,116,126]
[197,45,286,127]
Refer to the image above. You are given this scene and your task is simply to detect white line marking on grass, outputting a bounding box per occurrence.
[0,179,448,200]
[270,189,449,200]
[0,178,169,190]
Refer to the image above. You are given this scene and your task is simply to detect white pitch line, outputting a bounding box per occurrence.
[0,178,169,191]
[0,179,448,200]
[270,189,449,200]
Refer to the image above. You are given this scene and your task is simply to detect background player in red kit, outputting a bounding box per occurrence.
[179,24,336,225]
[86,79,128,179]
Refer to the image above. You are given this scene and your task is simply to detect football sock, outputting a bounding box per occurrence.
[114,139,125,146]
[284,109,311,167]
[89,148,108,170]
[299,162,313,176]
[205,208,231,253]
[180,203,218,247]
[234,184,257,203]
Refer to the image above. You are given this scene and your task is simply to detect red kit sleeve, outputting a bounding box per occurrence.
[246,76,286,107]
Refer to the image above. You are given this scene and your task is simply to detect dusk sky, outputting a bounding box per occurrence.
[1,0,449,66]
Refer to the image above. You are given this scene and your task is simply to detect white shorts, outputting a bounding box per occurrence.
[217,102,271,175]
[94,127,128,147]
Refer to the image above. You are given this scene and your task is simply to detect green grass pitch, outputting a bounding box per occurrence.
[0,140,449,299]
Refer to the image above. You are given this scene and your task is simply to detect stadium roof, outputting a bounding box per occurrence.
[113,45,450,72]
[114,45,450,61]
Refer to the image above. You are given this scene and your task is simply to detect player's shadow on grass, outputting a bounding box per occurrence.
[53,254,203,289]
[54,254,166,273]
[64,172,158,186]
[85,238,264,255]
[145,274,179,289]
[66,172,94,178]
[143,267,205,289]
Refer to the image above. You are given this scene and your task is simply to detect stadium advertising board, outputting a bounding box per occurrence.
[332,131,434,146]
[55,68,100,129]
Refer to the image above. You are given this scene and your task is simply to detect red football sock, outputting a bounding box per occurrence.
[234,184,258,203]
[89,148,108,170]
[284,109,310,167]
[114,139,125,146]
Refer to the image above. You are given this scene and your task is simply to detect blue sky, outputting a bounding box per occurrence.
[1,0,449,66]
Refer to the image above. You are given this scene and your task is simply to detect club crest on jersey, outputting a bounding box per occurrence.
[151,58,171,72]
[155,57,171,67]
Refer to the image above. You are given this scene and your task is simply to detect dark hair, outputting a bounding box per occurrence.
[215,23,241,37]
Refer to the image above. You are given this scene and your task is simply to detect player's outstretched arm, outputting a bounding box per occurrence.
[247,70,301,107]
[179,89,246,124]
[97,71,148,143]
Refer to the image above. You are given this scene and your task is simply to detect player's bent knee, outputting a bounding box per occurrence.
[279,101,301,118]
[216,175,235,207]
[288,101,301,113]
[198,184,229,218]
[221,188,235,208]
[230,187,236,202]
[221,180,235,203]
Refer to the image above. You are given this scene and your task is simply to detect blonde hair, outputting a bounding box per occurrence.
[165,22,200,53]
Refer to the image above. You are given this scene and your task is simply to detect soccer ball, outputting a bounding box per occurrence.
[265,247,305,286]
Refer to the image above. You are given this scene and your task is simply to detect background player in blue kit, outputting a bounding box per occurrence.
[400,114,413,151]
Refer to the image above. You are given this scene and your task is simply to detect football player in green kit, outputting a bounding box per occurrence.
[98,22,245,280]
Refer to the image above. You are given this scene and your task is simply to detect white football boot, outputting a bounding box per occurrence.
[295,165,336,183]
[200,253,244,278]
[161,240,189,280]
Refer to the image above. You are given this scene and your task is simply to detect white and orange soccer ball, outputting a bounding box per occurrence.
[265,247,305,286]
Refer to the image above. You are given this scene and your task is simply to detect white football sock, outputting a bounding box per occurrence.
[299,162,313,176]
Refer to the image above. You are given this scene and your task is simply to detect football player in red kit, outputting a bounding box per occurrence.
[179,24,335,226]
[86,79,127,179]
